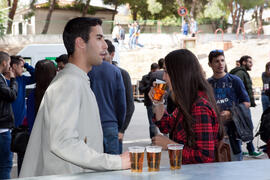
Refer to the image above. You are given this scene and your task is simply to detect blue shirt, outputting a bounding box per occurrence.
[88,61,126,129]
[26,89,35,132]
[208,73,250,111]
[7,63,35,127]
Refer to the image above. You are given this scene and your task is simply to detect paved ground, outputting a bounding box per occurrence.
[11,99,268,178]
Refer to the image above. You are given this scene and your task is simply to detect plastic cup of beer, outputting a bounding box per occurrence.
[128,146,145,172]
[167,144,184,170]
[146,146,162,172]
[153,79,167,101]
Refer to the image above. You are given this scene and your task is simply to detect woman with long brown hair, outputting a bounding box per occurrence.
[150,49,224,164]
[26,60,57,132]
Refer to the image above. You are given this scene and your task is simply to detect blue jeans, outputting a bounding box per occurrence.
[261,94,270,112]
[103,126,120,155]
[0,131,13,179]
[246,108,255,154]
[146,106,156,139]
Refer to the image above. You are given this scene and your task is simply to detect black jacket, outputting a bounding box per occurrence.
[139,72,153,106]
[0,75,18,128]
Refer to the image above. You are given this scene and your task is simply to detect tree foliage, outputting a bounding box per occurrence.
[147,0,162,15]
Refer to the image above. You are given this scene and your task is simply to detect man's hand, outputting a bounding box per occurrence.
[243,102,250,108]
[152,134,176,150]
[7,68,15,78]
[118,132,124,141]
[120,151,131,169]
[220,110,231,122]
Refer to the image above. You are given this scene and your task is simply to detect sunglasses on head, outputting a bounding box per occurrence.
[210,49,224,53]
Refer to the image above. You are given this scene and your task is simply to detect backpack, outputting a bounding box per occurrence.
[255,107,270,143]
[230,103,254,142]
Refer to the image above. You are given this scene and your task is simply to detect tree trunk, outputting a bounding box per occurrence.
[235,6,241,30]
[30,0,37,10]
[258,4,264,33]
[110,4,118,34]
[6,0,18,34]
[82,0,91,17]
[232,2,239,33]
[211,20,216,32]
[41,0,57,34]
[7,0,11,7]
[254,6,258,28]
[190,0,197,18]
[112,4,118,21]
[132,10,137,21]
[240,9,245,29]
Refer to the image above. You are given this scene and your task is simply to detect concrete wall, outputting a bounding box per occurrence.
[34,9,114,34]
[2,33,269,48]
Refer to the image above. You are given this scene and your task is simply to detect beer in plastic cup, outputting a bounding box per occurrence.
[146,146,162,172]
[128,146,145,172]
[153,79,167,101]
[167,144,184,170]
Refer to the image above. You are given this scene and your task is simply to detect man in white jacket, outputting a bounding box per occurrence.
[20,17,130,178]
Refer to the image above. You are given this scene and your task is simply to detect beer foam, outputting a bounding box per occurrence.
[155,79,166,84]
[167,144,184,150]
[146,146,162,153]
[128,146,145,153]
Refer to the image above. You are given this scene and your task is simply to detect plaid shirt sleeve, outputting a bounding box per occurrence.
[153,109,179,134]
[154,99,219,164]
[182,102,218,164]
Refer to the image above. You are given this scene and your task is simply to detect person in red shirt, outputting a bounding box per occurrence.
[149,49,224,164]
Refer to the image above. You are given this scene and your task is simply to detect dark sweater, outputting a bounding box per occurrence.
[88,61,126,129]
[117,67,135,133]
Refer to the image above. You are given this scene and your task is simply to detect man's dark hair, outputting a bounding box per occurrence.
[239,55,252,65]
[151,63,159,71]
[0,51,10,64]
[63,17,102,57]
[158,58,164,69]
[105,39,115,54]
[10,55,23,66]
[55,54,68,64]
[208,50,224,63]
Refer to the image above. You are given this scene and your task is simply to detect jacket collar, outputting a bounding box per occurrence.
[64,63,90,82]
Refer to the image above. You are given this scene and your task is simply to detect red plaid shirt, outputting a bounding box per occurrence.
[154,92,219,164]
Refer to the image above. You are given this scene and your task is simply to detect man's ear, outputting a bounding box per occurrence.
[111,52,115,60]
[208,62,211,68]
[75,37,86,50]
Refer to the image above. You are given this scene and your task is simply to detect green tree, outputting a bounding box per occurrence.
[6,0,19,34]
[147,0,162,15]
[103,0,128,21]
[82,0,91,16]
[203,0,229,31]
[222,0,264,33]
[41,0,57,34]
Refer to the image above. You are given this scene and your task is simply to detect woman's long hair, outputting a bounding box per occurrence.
[265,62,270,77]
[165,49,224,147]
[34,60,57,114]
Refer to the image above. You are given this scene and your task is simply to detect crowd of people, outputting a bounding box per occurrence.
[112,21,143,50]
[0,16,270,179]
[139,49,270,163]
